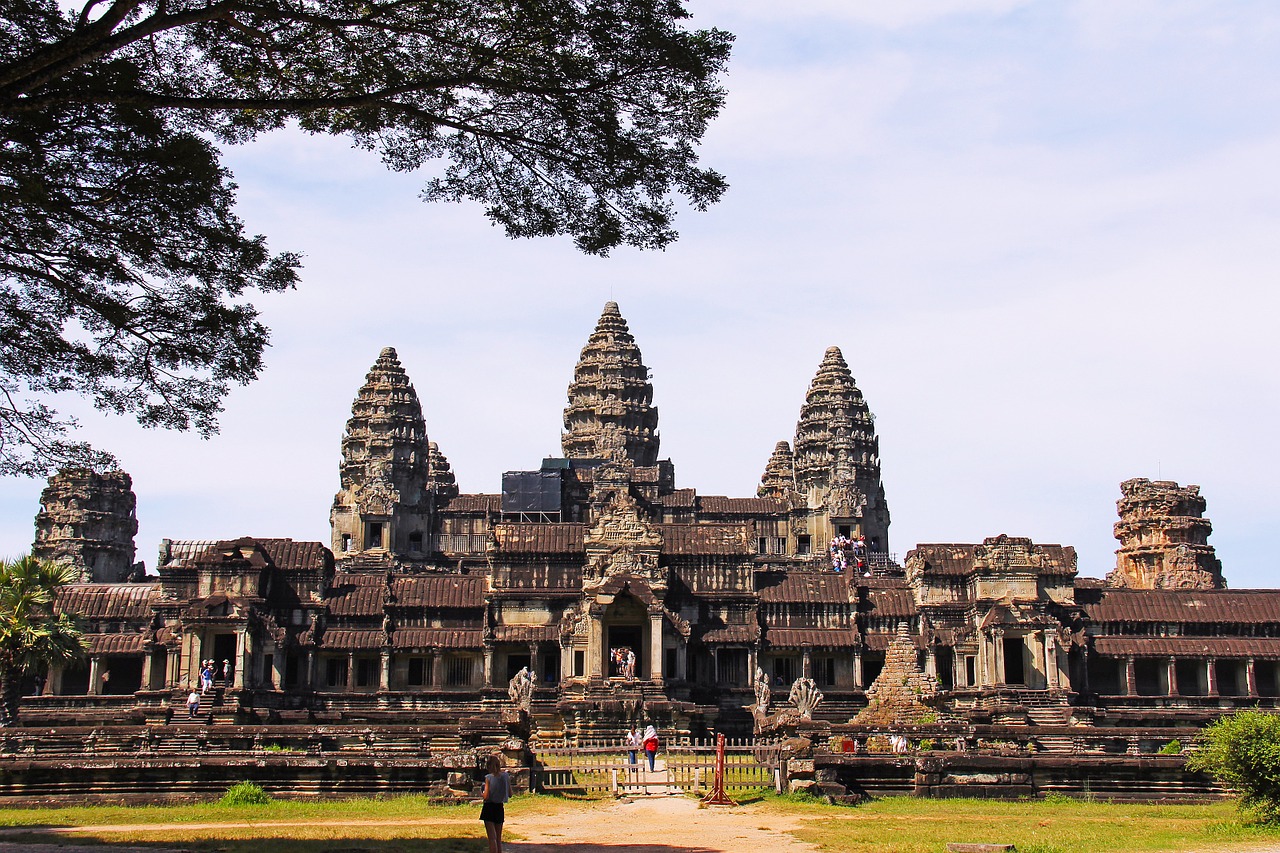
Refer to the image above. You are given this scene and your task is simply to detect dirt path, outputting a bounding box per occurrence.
[0,796,821,853]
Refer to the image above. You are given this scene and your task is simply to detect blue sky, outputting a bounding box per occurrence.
[3,0,1278,585]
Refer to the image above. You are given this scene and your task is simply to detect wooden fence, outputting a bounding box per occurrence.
[533,739,782,796]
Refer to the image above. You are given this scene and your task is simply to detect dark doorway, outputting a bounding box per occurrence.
[506,653,531,682]
[607,625,644,678]
[936,648,954,690]
[540,650,560,683]
[103,657,143,694]
[207,634,236,674]
[1135,659,1163,695]
[1003,637,1025,685]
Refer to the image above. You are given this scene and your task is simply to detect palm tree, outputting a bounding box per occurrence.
[0,556,86,726]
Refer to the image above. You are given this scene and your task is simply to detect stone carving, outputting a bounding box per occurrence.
[1106,478,1224,589]
[973,535,1052,573]
[792,346,890,547]
[331,347,445,560]
[33,468,139,582]
[584,490,663,588]
[788,677,823,719]
[753,666,771,713]
[854,622,942,726]
[561,302,660,466]
[508,666,536,711]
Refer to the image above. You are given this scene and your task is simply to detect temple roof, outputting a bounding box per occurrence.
[1093,636,1280,659]
[561,302,660,466]
[758,572,851,603]
[1080,589,1280,624]
[55,584,154,619]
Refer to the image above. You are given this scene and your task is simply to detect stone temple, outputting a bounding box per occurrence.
[24,302,1280,743]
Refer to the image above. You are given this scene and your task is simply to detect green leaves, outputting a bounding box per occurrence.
[1188,710,1280,822]
[0,0,731,474]
[0,555,86,725]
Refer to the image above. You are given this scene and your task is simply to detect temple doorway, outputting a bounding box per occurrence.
[607,624,644,678]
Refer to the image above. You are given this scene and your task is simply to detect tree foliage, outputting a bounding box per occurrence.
[1187,709,1280,821]
[0,555,85,726]
[1,0,731,475]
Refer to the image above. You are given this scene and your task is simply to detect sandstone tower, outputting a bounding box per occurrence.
[787,347,890,551]
[331,347,448,563]
[561,302,660,466]
[33,469,139,582]
[1107,478,1224,589]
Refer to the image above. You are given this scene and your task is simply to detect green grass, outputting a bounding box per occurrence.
[771,795,1280,853]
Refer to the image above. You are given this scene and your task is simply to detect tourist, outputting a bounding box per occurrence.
[626,727,641,765]
[625,648,636,681]
[480,753,510,853]
[642,724,659,771]
[200,661,213,694]
[222,659,232,683]
[186,690,200,718]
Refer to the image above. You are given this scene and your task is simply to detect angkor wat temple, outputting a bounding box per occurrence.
[26,302,1279,745]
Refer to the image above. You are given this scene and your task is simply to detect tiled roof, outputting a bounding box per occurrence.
[864,632,927,651]
[492,625,561,643]
[55,584,154,620]
[658,524,751,555]
[700,624,759,643]
[160,538,330,572]
[1083,590,1280,624]
[326,574,386,616]
[907,543,1077,576]
[494,523,585,553]
[391,575,486,608]
[654,489,696,508]
[698,496,788,516]
[863,583,917,618]
[766,628,858,648]
[86,633,146,655]
[394,628,483,649]
[1093,636,1280,660]
[758,573,851,604]
[319,629,384,650]
[440,494,500,513]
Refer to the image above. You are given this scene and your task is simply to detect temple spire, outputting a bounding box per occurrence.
[561,302,660,466]
[331,347,435,560]
[793,346,890,549]
[758,441,799,502]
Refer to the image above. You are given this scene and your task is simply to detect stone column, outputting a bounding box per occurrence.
[168,647,180,690]
[853,650,864,689]
[431,651,444,687]
[346,652,356,692]
[1247,657,1258,697]
[587,605,604,678]
[1080,647,1090,694]
[528,642,540,678]
[925,647,937,680]
[1045,636,1061,690]
[233,631,248,689]
[272,651,286,690]
[650,612,664,682]
[44,666,61,696]
[712,648,721,684]
[145,650,161,691]
[1166,657,1179,696]
[801,648,812,680]
[991,629,1005,686]
[677,640,688,680]
[560,643,573,681]
[747,646,758,683]
[482,643,494,687]
[304,650,316,689]
[1124,655,1136,696]
[380,649,392,691]
[182,630,198,688]
[1206,658,1218,697]
[89,656,103,695]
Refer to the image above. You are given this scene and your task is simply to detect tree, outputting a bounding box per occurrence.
[0,556,86,726]
[1187,709,1280,821]
[1,0,732,475]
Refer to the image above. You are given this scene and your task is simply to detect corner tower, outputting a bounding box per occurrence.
[562,302,660,466]
[792,346,890,551]
[331,347,438,563]
[33,468,139,582]
[1106,478,1224,589]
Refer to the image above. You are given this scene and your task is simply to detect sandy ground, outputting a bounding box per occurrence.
[0,796,820,853]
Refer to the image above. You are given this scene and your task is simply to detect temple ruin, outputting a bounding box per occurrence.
[16,302,1279,792]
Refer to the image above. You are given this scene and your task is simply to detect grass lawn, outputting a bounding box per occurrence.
[0,793,581,853]
[765,795,1280,853]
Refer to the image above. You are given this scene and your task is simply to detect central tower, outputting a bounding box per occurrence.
[561,302,660,466]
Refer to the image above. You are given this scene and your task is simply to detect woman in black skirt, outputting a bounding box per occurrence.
[480,753,510,853]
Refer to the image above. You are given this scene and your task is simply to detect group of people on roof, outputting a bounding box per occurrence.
[830,534,869,575]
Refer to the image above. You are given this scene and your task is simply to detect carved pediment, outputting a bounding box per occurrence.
[586,490,661,549]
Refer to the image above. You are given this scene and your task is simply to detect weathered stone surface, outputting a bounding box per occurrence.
[791,346,890,550]
[855,622,941,726]
[1107,478,1223,589]
[561,302,659,466]
[33,469,139,582]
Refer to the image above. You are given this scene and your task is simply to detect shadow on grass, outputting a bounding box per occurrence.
[0,831,723,853]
